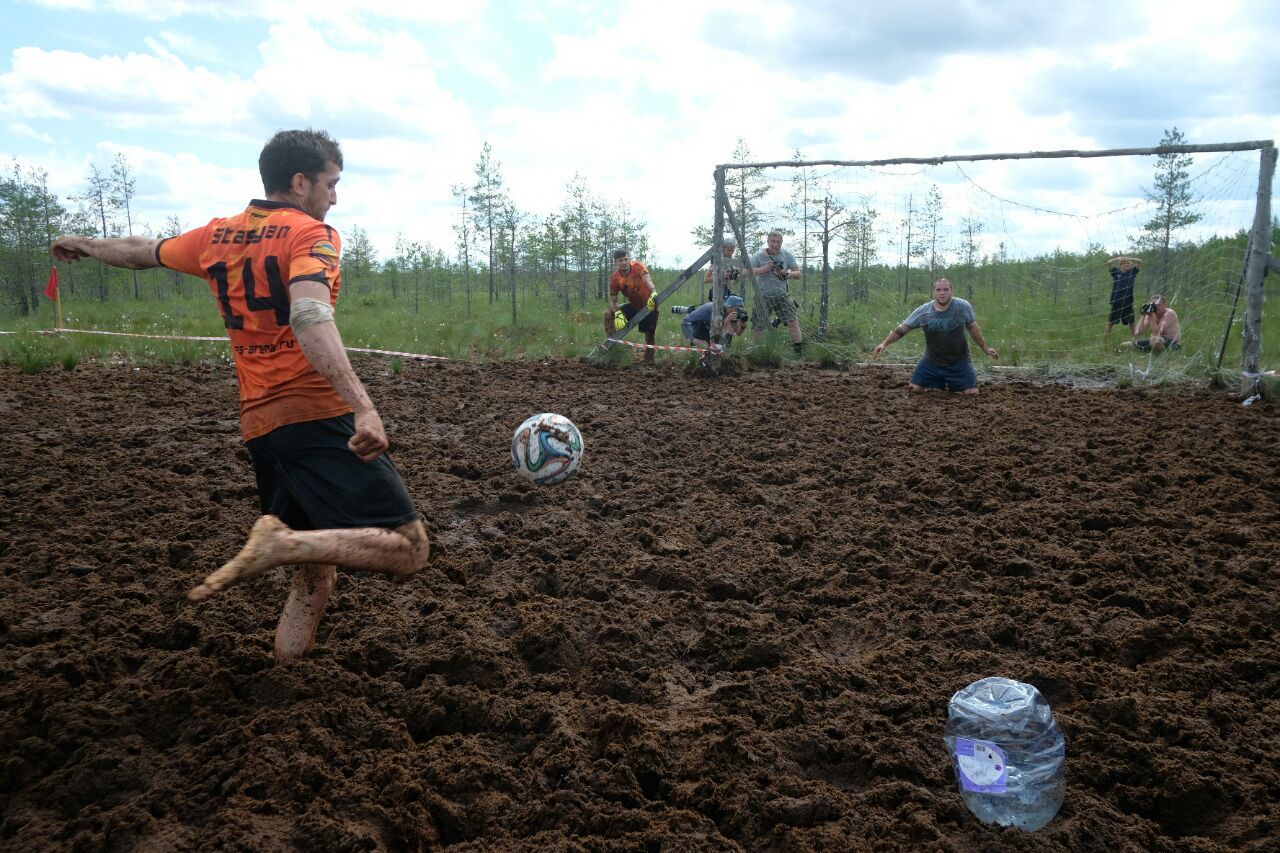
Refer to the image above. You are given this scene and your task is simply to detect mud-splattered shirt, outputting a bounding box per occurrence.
[902,298,976,367]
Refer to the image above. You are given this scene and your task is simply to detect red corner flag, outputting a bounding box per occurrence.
[44,267,60,300]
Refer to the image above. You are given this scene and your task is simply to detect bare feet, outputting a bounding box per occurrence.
[188,515,293,602]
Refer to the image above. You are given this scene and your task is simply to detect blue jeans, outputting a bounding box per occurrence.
[911,358,978,392]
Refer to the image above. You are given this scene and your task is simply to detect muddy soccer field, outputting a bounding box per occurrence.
[1,358,1277,851]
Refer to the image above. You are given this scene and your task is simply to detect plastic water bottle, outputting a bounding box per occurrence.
[943,677,1066,832]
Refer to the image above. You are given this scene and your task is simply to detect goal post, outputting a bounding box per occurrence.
[714,140,1276,392]
[1241,143,1276,397]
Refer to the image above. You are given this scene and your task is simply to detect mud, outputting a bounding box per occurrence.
[1,358,1277,851]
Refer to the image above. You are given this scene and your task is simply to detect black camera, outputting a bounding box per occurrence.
[727,266,740,281]
[733,308,749,325]
[1140,302,1158,315]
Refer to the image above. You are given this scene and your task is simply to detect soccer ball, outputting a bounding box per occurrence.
[511,413,584,485]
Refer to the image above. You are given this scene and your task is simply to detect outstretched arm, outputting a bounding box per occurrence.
[288,279,386,462]
[967,321,998,359]
[871,324,910,358]
[52,235,161,270]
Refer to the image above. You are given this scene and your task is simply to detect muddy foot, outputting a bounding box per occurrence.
[188,515,292,602]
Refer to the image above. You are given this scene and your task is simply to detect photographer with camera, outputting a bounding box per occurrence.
[750,230,804,356]
[703,235,744,302]
[1132,294,1181,352]
[674,295,748,350]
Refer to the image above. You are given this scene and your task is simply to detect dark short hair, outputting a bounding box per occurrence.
[612,248,629,260]
[259,129,343,195]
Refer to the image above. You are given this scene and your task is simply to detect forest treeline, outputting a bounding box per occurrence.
[3,129,1271,332]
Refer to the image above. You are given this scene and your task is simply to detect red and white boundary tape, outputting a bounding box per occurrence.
[607,338,708,353]
[344,345,448,361]
[40,327,449,360]
[48,327,225,342]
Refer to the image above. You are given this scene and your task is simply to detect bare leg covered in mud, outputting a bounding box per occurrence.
[187,515,430,602]
[274,563,337,662]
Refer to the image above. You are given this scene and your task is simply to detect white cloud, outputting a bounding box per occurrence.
[4,0,1278,267]
[6,120,54,143]
[0,46,256,130]
[26,0,486,24]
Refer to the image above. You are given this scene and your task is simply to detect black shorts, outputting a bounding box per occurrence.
[247,414,419,531]
[1109,295,1134,325]
[1134,337,1181,352]
[620,303,658,335]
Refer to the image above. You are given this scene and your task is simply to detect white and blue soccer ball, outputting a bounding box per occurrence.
[511,413,584,485]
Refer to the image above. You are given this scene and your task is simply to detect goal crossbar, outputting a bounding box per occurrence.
[712,140,1277,396]
[718,140,1275,171]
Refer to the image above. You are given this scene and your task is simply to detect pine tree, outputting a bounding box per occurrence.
[841,203,878,303]
[694,138,769,250]
[110,153,141,299]
[77,163,117,300]
[560,174,594,308]
[923,185,944,277]
[807,192,846,341]
[342,224,377,293]
[785,148,816,290]
[1142,127,1203,291]
[451,183,473,317]
[468,142,510,306]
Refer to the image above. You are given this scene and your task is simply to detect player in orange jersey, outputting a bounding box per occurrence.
[51,129,430,662]
[606,248,659,363]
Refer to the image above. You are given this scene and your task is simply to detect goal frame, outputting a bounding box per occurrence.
[712,140,1277,397]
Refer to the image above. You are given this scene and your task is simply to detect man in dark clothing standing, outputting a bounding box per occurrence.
[1105,255,1143,342]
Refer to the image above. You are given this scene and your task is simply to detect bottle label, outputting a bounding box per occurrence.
[954,738,1009,793]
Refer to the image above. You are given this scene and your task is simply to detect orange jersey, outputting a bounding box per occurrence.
[610,261,652,310]
[158,200,350,441]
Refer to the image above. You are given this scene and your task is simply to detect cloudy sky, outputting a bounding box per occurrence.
[2,0,1277,266]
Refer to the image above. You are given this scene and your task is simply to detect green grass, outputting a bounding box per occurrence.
[1,273,1273,390]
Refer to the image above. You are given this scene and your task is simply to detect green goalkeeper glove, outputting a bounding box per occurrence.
[646,293,657,311]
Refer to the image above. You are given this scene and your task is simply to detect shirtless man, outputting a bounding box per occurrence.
[1133,294,1181,352]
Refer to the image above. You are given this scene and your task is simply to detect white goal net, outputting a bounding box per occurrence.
[714,143,1272,385]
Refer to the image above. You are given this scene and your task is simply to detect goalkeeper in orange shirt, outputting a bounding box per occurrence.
[605,248,659,363]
